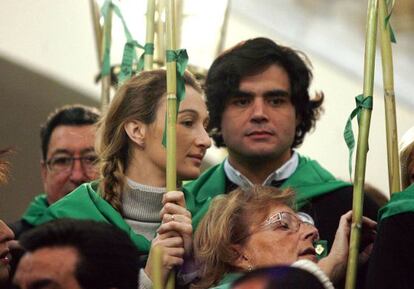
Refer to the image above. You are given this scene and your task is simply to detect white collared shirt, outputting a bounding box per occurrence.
[224,151,299,188]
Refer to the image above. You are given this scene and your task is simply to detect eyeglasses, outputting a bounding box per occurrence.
[261,211,315,233]
[46,154,98,174]
[237,211,316,243]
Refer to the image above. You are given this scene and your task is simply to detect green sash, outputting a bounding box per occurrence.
[21,194,49,225]
[379,184,414,222]
[211,273,243,289]
[184,154,350,229]
[30,181,151,253]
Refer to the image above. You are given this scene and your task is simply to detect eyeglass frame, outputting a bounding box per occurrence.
[45,153,99,174]
[236,211,317,243]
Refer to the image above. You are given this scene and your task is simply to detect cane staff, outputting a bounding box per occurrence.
[344,0,378,288]
[99,0,113,110]
[379,0,400,195]
[144,0,156,70]
[89,0,109,111]
[164,0,188,288]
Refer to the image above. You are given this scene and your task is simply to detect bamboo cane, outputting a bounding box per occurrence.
[144,0,156,70]
[89,0,103,66]
[378,0,400,195]
[165,0,177,288]
[152,246,164,289]
[100,2,113,110]
[345,1,378,289]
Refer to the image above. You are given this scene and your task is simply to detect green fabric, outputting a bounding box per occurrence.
[184,154,350,229]
[162,49,189,146]
[29,181,151,253]
[100,0,146,84]
[165,49,189,109]
[343,94,373,179]
[21,194,49,225]
[210,273,243,289]
[385,0,397,43]
[379,184,414,222]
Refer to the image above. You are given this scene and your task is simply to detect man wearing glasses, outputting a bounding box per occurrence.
[9,104,100,238]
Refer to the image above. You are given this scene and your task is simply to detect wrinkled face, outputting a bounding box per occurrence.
[0,220,14,285]
[13,247,81,289]
[221,65,298,165]
[408,149,414,185]
[41,125,98,204]
[143,85,211,181]
[236,204,319,269]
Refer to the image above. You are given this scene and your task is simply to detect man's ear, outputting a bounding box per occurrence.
[230,244,250,270]
[124,120,146,149]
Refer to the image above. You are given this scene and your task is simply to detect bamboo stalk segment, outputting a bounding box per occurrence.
[345,1,379,288]
[144,0,156,70]
[165,0,178,288]
[100,1,113,109]
[379,0,400,195]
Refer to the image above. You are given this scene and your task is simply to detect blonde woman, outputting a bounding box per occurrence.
[32,69,211,287]
[193,186,376,289]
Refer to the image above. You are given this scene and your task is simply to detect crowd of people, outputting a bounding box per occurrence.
[1,37,413,289]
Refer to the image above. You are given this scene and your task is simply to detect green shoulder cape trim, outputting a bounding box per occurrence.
[211,273,243,289]
[184,154,350,229]
[31,181,151,253]
[21,194,49,225]
[379,184,414,221]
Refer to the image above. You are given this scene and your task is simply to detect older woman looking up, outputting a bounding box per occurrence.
[32,69,211,287]
[193,186,376,289]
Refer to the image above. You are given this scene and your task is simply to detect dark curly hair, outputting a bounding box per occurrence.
[205,37,323,148]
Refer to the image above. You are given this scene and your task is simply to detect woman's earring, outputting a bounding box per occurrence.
[247,263,253,272]
[243,255,253,272]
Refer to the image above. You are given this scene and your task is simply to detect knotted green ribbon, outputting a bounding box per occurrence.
[343,94,373,179]
[100,0,150,85]
[385,0,397,43]
[162,49,189,146]
[166,49,189,108]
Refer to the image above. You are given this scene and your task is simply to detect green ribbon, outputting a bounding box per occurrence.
[385,0,397,43]
[161,49,189,147]
[166,49,189,107]
[100,0,148,84]
[343,94,373,179]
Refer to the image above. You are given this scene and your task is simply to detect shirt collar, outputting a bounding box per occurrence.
[224,151,299,188]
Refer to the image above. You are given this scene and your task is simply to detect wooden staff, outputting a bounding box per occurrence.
[345,0,379,288]
[165,0,177,288]
[379,0,400,195]
[152,246,164,289]
[100,1,113,110]
[89,0,103,65]
[144,0,156,70]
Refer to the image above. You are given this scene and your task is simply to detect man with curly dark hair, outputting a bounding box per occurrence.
[184,37,379,251]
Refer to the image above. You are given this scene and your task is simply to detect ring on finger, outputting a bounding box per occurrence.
[171,214,175,222]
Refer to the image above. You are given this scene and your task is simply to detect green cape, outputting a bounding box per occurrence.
[211,273,243,289]
[28,181,151,253]
[21,194,49,224]
[379,184,414,222]
[184,154,350,229]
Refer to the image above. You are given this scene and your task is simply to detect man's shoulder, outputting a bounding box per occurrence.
[184,162,226,195]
